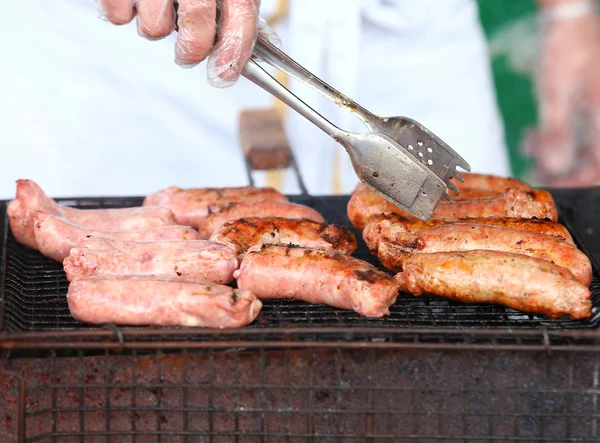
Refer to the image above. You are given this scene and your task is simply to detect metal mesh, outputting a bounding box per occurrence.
[1,195,599,334]
[1,347,599,442]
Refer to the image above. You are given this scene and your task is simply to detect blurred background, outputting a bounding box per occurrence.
[0,0,598,199]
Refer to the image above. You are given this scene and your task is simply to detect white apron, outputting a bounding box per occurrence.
[0,0,509,199]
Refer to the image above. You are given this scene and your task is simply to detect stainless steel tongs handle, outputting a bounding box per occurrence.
[242,54,348,142]
[251,35,378,126]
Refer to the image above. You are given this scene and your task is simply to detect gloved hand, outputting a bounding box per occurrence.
[97,0,262,88]
[536,7,600,177]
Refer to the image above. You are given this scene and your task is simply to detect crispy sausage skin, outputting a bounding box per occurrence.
[347,184,558,230]
[395,251,592,320]
[67,276,262,328]
[448,188,501,200]
[347,183,409,231]
[7,179,177,249]
[210,217,357,259]
[33,211,202,262]
[455,173,532,192]
[143,186,288,228]
[234,245,400,317]
[432,189,558,222]
[63,236,238,284]
[198,201,326,239]
[373,223,592,285]
[363,213,575,253]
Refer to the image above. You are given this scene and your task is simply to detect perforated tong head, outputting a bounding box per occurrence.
[242,36,471,220]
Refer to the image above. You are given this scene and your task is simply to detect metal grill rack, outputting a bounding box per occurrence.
[1,193,600,335]
[1,183,600,441]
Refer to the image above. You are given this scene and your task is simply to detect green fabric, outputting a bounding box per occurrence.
[477,0,539,179]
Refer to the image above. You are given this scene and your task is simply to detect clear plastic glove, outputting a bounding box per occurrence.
[97,0,264,88]
[536,10,600,176]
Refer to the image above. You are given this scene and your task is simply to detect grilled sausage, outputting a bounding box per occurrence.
[347,183,410,231]
[234,245,400,317]
[373,223,592,285]
[347,184,558,231]
[433,189,558,222]
[198,201,326,239]
[210,217,357,259]
[448,188,501,200]
[456,172,532,192]
[33,211,202,262]
[63,236,238,284]
[7,179,177,249]
[395,250,592,320]
[363,213,574,254]
[143,186,288,228]
[67,276,262,328]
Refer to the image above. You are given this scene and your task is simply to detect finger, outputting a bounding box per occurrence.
[207,0,260,87]
[136,0,175,40]
[97,0,136,25]
[175,0,218,67]
[537,62,578,174]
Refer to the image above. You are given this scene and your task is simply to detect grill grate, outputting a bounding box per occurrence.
[1,194,599,334]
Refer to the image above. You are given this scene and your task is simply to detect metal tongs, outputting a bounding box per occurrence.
[242,36,471,220]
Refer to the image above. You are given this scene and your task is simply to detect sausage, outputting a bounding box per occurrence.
[67,276,262,328]
[347,183,409,231]
[347,185,558,231]
[395,250,592,320]
[7,179,176,249]
[432,189,558,222]
[63,236,238,284]
[374,223,592,285]
[198,201,326,239]
[363,213,574,254]
[209,217,357,259]
[33,211,202,262]
[234,245,400,317]
[143,186,288,228]
[456,172,532,192]
[448,188,501,200]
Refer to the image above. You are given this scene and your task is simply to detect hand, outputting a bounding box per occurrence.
[97,0,261,87]
[536,8,600,179]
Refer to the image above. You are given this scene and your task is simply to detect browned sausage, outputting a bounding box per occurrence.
[210,217,357,259]
[374,223,592,285]
[347,183,409,231]
[67,276,262,328]
[456,172,532,192]
[7,179,177,249]
[198,201,325,239]
[143,186,288,228]
[448,188,501,200]
[33,211,202,262]
[63,236,238,284]
[395,250,591,320]
[363,213,574,254]
[234,245,400,318]
[347,185,558,231]
[432,189,558,222]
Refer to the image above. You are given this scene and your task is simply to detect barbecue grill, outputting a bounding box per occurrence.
[1,154,599,442]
